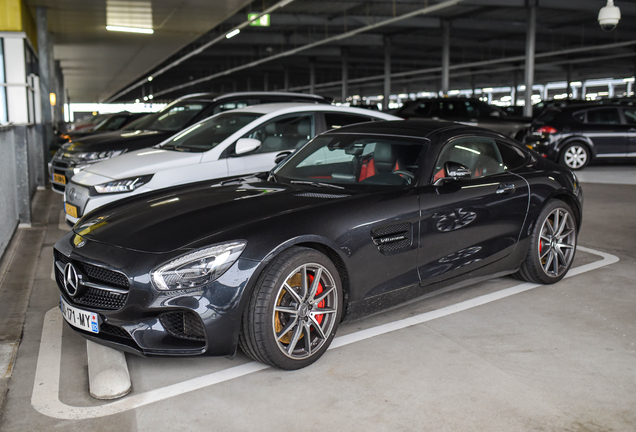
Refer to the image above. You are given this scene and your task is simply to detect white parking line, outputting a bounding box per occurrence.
[31,245,618,420]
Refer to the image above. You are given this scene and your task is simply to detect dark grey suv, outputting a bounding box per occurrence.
[524,104,636,170]
[394,97,530,139]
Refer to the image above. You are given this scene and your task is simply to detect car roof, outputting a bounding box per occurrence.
[174,91,331,103]
[325,119,505,139]
[551,102,625,112]
[220,102,400,119]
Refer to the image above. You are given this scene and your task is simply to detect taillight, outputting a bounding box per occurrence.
[536,126,557,134]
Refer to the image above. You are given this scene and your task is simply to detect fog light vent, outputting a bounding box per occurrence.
[160,311,206,341]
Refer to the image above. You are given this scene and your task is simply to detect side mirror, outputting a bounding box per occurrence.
[235,138,261,155]
[275,151,293,165]
[433,161,471,186]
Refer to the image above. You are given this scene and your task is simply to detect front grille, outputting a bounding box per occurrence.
[160,311,206,341]
[54,250,129,310]
[74,287,128,310]
[80,262,129,289]
[52,161,70,169]
[100,322,133,340]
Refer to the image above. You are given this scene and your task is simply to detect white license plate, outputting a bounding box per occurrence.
[60,296,99,333]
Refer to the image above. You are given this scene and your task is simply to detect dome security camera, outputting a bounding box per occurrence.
[598,0,621,31]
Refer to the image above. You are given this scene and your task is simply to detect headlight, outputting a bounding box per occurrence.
[93,174,153,194]
[66,149,127,163]
[151,241,247,290]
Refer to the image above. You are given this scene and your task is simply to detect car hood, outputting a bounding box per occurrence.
[65,130,172,152]
[74,148,203,185]
[72,179,357,253]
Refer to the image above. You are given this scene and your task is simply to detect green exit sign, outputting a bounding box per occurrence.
[248,13,270,26]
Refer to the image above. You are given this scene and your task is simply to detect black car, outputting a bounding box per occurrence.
[48,92,331,193]
[53,120,582,370]
[394,97,531,139]
[524,103,636,170]
[56,112,149,145]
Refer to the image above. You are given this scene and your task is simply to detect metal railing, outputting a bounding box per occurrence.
[0,125,46,259]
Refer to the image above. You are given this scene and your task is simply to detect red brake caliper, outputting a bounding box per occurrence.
[307,274,325,325]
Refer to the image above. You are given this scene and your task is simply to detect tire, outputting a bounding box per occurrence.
[559,142,590,170]
[516,200,577,284]
[239,247,343,370]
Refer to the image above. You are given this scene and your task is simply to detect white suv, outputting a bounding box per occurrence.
[63,103,399,225]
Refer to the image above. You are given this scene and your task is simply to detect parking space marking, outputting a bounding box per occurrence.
[31,246,618,419]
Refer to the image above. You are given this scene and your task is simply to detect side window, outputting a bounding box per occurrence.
[324,113,373,130]
[414,101,432,115]
[585,108,621,124]
[464,101,482,118]
[496,141,528,170]
[573,112,585,122]
[433,136,505,182]
[441,101,467,117]
[243,114,314,154]
[623,108,636,124]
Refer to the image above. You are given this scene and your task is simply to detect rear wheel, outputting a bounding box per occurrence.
[239,247,342,370]
[516,200,577,284]
[559,142,589,170]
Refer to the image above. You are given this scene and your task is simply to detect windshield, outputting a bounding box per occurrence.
[123,101,210,132]
[159,112,262,152]
[276,134,425,187]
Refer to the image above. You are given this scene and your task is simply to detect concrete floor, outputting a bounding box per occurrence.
[0,166,635,431]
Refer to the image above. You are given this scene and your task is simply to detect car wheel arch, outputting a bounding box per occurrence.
[250,237,352,321]
[557,137,594,158]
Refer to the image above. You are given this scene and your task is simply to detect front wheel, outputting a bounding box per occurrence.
[239,247,343,370]
[559,143,589,170]
[516,200,577,284]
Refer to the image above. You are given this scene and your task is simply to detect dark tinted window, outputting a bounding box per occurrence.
[440,101,467,117]
[496,141,528,170]
[573,112,585,122]
[324,113,373,130]
[212,100,254,114]
[413,101,432,115]
[125,101,210,132]
[586,108,621,124]
[535,109,561,124]
[623,108,636,124]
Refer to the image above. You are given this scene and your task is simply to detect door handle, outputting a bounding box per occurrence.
[496,183,516,195]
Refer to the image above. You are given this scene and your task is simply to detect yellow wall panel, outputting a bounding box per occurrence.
[0,0,23,32]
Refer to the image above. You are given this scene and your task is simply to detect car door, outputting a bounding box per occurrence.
[417,135,529,288]
[622,107,636,156]
[226,113,316,176]
[581,107,628,157]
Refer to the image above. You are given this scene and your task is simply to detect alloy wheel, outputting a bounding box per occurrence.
[538,207,576,278]
[563,145,588,169]
[272,263,338,360]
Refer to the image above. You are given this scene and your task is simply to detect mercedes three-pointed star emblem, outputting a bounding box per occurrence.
[63,263,80,297]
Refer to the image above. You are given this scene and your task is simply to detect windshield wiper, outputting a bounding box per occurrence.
[220,174,260,185]
[290,180,344,190]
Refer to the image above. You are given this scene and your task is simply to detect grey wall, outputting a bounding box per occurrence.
[0,125,45,260]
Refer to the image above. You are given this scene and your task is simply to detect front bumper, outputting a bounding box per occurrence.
[53,232,259,356]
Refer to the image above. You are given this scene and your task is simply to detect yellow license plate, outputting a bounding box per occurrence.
[65,203,78,218]
[53,173,67,184]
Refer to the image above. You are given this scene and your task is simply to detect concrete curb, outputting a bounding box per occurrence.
[86,341,131,400]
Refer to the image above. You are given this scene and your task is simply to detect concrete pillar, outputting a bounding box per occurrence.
[263,72,269,91]
[283,68,289,91]
[247,76,251,91]
[471,73,476,98]
[341,48,349,104]
[523,2,537,117]
[608,83,614,98]
[512,70,518,106]
[383,36,391,111]
[441,21,450,96]
[36,7,54,154]
[309,58,316,94]
[582,81,587,99]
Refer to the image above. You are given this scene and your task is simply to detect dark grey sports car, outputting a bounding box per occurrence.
[53,120,583,370]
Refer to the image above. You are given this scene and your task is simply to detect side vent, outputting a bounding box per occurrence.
[293,192,350,199]
[371,223,413,254]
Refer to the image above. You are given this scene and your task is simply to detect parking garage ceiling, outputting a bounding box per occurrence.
[27,0,636,103]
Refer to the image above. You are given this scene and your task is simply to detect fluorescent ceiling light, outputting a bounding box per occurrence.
[106,25,154,34]
[226,29,241,39]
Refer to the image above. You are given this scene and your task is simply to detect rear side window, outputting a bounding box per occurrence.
[585,108,621,124]
[572,112,585,122]
[324,113,373,130]
[496,141,528,170]
[623,108,636,124]
[414,101,432,115]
